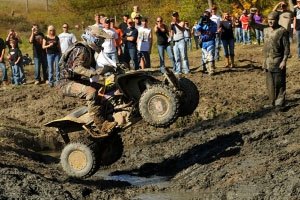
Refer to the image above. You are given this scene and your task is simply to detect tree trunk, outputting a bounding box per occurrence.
[208,0,214,8]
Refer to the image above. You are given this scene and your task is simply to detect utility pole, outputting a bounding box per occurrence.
[26,0,29,13]
[46,0,48,12]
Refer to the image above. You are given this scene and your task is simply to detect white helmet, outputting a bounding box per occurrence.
[81,25,112,52]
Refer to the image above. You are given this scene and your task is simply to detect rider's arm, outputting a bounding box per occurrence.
[72,47,96,78]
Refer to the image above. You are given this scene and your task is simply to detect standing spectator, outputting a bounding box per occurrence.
[7,40,22,86]
[170,11,190,74]
[131,5,141,20]
[119,14,129,34]
[137,17,152,69]
[191,21,201,49]
[0,37,8,86]
[219,12,235,68]
[93,13,105,29]
[154,16,176,73]
[253,10,264,45]
[111,18,123,62]
[184,21,192,51]
[102,18,119,63]
[123,19,139,70]
[233,15,242,43]
[240,10,251,45]
[250,11,289,107]
[58,23,77,54]
[29,24,48,85]
[210,5,222,61]
[293,0,300,60]
[196,9,217,75]
[5,29,22,49]
[134,15,142,30]
[43,25,61,87]
[273,1,293,43]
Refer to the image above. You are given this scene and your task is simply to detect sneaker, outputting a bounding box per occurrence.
[45,80,49,85]
[34,80,40,85]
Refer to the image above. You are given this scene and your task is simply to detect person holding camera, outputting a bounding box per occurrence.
[29,24,48,85]
[196,9,218,76]
[170,11,190,75]
[5,29,22,49]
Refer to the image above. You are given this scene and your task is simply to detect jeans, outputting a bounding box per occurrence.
[215,34,221,60]
[138,51,151,68]
[255,29,264,44]
[124,47,139,70]
[296,30,300,58]
[234,27,242,43]
[11,64,21,85]
[11,64,25,84]
[221,39,235,57]
[104,52,118,64]
[0,62,7,81]
[173,39,190,74]
[185,38,192,51]
[47,53,61,86]
[157,44,176,73]
[34,56,48,81]
[242,29,251,44]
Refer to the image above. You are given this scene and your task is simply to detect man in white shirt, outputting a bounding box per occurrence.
[210,5,221,61]
[58,23,77,54]
[102,18,119,63]
[137,17,152,68]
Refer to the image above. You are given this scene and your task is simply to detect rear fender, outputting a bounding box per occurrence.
[116,71,158,100]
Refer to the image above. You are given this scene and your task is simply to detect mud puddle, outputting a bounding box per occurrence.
[95,170,170,187]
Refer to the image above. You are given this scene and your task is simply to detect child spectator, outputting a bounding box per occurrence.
[5,29,22,49]
[137,17,152,69]
[7,40,22,86]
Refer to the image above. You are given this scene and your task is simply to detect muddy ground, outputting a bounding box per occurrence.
[0,43,299,200]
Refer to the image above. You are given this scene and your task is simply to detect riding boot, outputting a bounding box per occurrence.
[230,56,235,68]
[90,105,117,135]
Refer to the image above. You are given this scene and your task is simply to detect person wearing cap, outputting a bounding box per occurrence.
[196,9,218,75]
[294,0,300,59]
[250,11,290,107]
[240,10,251,45]
[154,16,176,73]
[102,18,119,63]
[57,25,117,135]
[123,19,139,70]
[137,17,152,69]
[170,11,190,74]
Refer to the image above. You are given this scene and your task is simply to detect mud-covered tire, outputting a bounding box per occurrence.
[60,140,100,179]
[178,78,199,116]
[98,133,123,166]
[139,84,180,127]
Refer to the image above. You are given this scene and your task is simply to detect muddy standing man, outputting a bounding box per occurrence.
[250,11,290,107]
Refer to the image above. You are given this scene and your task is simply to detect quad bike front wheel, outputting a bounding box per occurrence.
[139,84,180,127]
[60,140,100,179]
[178,78,199,116]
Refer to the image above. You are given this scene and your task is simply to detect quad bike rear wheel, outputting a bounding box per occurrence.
[60,140,100,179]
[139,84,180,127]
[178,78,199,116]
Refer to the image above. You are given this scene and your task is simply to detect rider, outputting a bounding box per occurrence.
[57,25,117,135]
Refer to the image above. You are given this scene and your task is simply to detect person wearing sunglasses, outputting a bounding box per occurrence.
[154,16,176,73]
[58,23,77,54]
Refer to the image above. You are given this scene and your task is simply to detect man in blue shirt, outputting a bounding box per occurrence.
[196,10,217,75]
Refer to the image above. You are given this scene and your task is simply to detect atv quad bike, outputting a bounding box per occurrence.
[45,67,199,179]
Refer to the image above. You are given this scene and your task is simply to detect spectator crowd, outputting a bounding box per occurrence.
[0,2,297,88]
